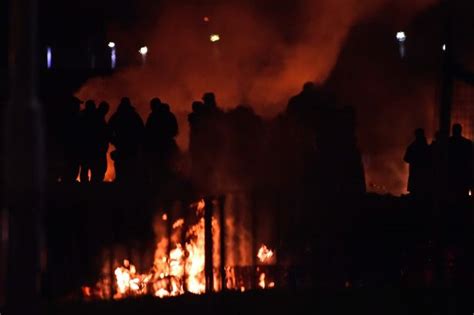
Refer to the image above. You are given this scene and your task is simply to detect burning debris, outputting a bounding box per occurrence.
[82,199,277,300]
[257,244,275,264]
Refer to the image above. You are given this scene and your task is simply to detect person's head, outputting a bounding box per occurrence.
[414,128,425,140]
[162,103,170,112]
[452,123,463,137]
[98,101,110,117]
[202,92,216,107]
[120,97,132,107]
[118,97,132,112]
[150,97,162,112]
[192,101,203,112]
[85,100,96,112]
[302,81,316,93]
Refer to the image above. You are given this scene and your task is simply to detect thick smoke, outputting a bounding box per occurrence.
[77,0,438,194]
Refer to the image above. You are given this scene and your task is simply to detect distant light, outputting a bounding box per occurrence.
[111,47,117,69]
[46,46,52,69]
[203,16,210,22]
[108,41,116,48]
[396,31,406,42]
[210,34,220,43]
[442,44,446,51]
[139,46,148,55]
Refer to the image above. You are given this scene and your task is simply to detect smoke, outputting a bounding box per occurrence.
[76,0,438,194]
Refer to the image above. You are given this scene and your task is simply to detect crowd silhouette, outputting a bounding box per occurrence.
[404,124,473,201]
[55,82,473,207]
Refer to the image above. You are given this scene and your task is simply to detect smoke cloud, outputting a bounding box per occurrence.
[77,0,438,194]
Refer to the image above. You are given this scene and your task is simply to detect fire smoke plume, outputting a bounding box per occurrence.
[77,0,438,194]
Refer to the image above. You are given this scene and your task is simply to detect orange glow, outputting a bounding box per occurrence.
[85,201,277,299]
[257,244,275,264]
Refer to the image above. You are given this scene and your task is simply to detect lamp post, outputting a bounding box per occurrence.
[139,46,148,65]
[396,31,406,59]
[108,42,116,69]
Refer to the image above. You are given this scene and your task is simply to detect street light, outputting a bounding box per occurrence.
[46,46,52,69]
[108,42,117,69]
[139,46,148,65]
[210,34,220,43]
[396,31,406,58]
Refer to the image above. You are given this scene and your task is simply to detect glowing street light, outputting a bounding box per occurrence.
[139,46,148,55]
[396,31,406,59]
[210,34,220,43]
[108,42,117,69]
[396,31,406,42]
[139,46,148,65]
[442,44,447,51]
[46,46,52,69]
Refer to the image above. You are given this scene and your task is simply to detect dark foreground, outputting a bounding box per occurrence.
[46,289,474,315]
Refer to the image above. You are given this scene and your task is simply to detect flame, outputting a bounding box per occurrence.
[86,201,276,299]
[257,245,275,264]
[258,273,266,289]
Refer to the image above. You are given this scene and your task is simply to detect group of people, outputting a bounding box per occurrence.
[404,124,473,200]
[60,96,178,185]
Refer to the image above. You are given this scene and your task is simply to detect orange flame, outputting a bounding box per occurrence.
[87,201,276,299]
[257,245,275,264]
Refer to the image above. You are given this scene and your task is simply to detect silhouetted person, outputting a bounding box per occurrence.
[188,93,224,193]
[109,97,145,182]
[79,100,97,183]
[404,128,431,196]
[287,82,318,116]
[202,92,218,112]
[144,98,179,185]
[447,124,473,198]
[61,96,82,183]
[91,101,111,183]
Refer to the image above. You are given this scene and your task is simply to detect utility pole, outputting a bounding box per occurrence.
[439,0,453,138]
[4,0,45,314]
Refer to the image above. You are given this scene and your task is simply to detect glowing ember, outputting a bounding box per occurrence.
[258,273,266,289]
[162,213,168,221]
[257,245,275,264]
[172,218,184,229]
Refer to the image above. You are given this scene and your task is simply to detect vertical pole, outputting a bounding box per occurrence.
[440,0,453,139]
[219,195,226,291]
[4,0,45,314]
[204,197,213,293]
[250,192,257,290]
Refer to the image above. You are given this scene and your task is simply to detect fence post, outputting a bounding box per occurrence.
[219,195,226,291]
[204,197,214,293]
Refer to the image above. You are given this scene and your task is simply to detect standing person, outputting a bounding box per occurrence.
[447,124,473,199]
[144,98,179,186]
[404,128,431,196]
[91,101,111,183]
[108,97,144,182]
